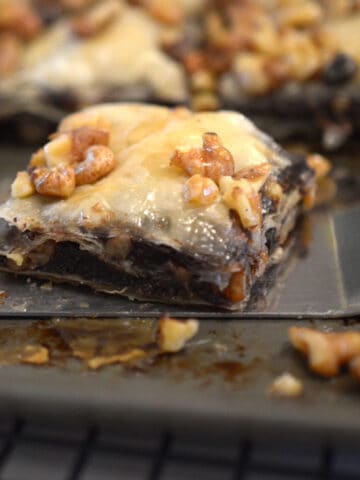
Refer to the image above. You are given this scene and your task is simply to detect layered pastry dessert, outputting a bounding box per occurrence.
[0,0,359,147]
[0,103,320,309]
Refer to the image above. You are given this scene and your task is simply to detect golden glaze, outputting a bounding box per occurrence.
[0,103,288,256]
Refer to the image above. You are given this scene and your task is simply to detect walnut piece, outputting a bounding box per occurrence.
[31,165,76,198]
[157,316,199,353]
[289,327,360,378]
[44,133,73,167]
[268,372,304,398]
[11,171,35,199]
[71,0,123,37]
[145,0,183,25]
[70,126,110,162]
[224,269,247,303]
[75,145,116,186]
[183,174,219,206]
[306,154,331,180]
[0,0,42,39]
[219,176,262,229]
[234,162,272,192]
[171,132,234,183]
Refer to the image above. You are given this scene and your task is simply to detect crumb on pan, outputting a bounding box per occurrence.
[289,326,360,380]
[157,315,199,353]
[21,345,49,365]
[268,372,303,398]
[86,348,147,369]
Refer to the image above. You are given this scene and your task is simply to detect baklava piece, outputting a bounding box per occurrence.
[0,103,316,309]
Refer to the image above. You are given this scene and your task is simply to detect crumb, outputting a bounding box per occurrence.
[79,302,89,308]
[21,345,49,365]
[268,372,304,398]
[157,315,199,353]
[87,349,146,369]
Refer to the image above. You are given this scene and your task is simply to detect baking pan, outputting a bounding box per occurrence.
[0,146,359,318]
[0,317,359,445]
[0,147,360,445]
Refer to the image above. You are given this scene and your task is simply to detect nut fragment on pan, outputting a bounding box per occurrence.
[289,327,360,381]
[157,316,199,353]
[1,103,318,309]
[268,372,303,398]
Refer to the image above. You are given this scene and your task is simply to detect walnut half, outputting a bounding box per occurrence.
[289,326,360,378]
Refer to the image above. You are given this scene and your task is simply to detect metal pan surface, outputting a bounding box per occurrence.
[0,146,359,318]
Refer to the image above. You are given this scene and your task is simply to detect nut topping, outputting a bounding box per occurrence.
[224,269,247,303]
[234,162,272,192]
[289,327,360,378]
[306,154,331,180]
[219,176,262,229]
[11,171,35,199]
[70,126,110,163]
[0,0,42,40]
[31,165,76,198]
[171,132,234,183]
[71,0,123,37]
[183,174,219,206]
[75,145,116,186]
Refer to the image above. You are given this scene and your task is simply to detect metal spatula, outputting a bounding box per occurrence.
[0,147,359,319]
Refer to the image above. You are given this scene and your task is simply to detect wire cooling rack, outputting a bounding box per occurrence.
[0,418,359,479]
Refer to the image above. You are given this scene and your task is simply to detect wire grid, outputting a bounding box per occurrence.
[0,419,358,479]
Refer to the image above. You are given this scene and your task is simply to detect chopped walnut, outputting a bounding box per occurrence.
[70,126,110,162]
[11,171,35,199]
[234,163,272,192]
[71,0,123,37]
[0,0,42,39]
[268,372,304,398]
[277,1,323,28]
[263,178,283,205]
[219,176,262,229]
[224,269,247,303]
[44,133,73,167]
[289,327,360,378]
[75,145,116,186]
[31,165,76,198]
[144,0,183,25]
[183,174,219,206]
[306,154,332,180]
[29,148,46,168]
[171,132,234,183]
[21,122,114,199]
[157,316,199,353]
[303,181,317,210]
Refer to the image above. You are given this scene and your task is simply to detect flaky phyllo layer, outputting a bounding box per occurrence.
[0,104,329,309]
